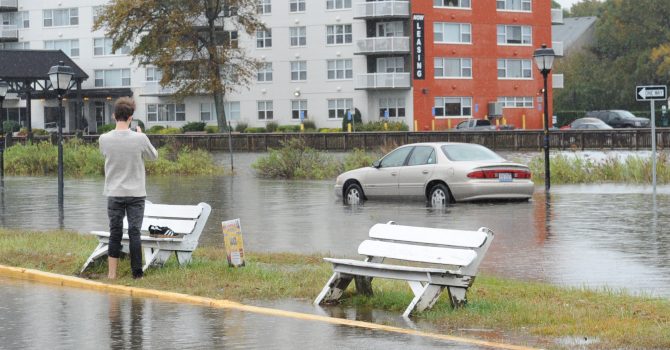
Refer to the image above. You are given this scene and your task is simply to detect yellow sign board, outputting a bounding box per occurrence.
[222,218,245,267]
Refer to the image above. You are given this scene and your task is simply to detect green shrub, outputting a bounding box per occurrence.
[343,148,379,171]
[18,128,49,136]
[266,121,279,132]
[2,120,20,133]
[302,120,317,131]
[181,121,206,132]
[341,108,362,131]
[146,125,166,134]
[158,127,182,135]
[252,138,341,180]
[205,125,219,133]
[97,124,115,134]
[277,125,300,132]
[318,128,341,133]
[245,127,266,133]
[234,122,248,132]
[356,121,409,131]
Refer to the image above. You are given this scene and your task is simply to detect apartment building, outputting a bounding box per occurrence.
[0,0,561,132]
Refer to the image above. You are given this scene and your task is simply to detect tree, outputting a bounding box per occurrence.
[566,0,604,17]
[94,0,264,132]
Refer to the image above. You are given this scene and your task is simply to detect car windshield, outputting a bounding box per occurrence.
[617,110,638,119]
[440,144,505,161]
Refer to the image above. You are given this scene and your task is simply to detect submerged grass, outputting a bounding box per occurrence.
[1,229,669,349]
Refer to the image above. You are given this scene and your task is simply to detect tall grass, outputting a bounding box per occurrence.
[252,138,341,179]
[3,139,222,177]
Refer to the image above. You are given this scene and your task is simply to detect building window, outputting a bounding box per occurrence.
[290,0,306,12]
[257,62,273,82]
[434,22,471,44]
[291,61,307,81]
[2,11,29,28]
[327,0,352,10]
[257,100,274,120]
[434,57,472,78]
[289,26,306,47]
[326,24,352,45]
[497,0,531,11]
[0,42,29,50]
[44,39,79,57]
[222,5,238,17]
[328,98,353,119]
[94,38,130,56]
[43,8,78,27]
[223,31,239,48]
[376,21,404,37]
[147,103,186,122]
[376,57,405,73]
[497,59,532,79]
[433,0,471,8]
[256,29,272,48]
[200,102,240,121]
[145,67,162,82]
[94,69,131,87]
[498,96,533,108]
[379,98,406,118]
[497,25,532,45]
[327,59,353,80]
[92,6,103,23]
[291,100,308,119]
[257,0,271,14]
[434,97,472,117]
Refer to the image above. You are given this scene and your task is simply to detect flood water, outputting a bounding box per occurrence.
[1,151,669,297]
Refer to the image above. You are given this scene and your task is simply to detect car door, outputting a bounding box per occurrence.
[397,146,436,196]
[363,146,413,197]
[608,111,622,127]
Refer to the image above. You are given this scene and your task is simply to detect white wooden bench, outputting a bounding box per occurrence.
[80,201,212,273]
[314,221,494,317]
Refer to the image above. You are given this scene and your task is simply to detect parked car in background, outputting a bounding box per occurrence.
[455,119,515,131]
[561,117,613,130]
[585,110,649,128]
[334,142,534,206]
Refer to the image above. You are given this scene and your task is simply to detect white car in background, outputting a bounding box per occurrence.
[335,142,534,206]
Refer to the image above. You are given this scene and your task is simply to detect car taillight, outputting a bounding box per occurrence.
[467,169,532,179]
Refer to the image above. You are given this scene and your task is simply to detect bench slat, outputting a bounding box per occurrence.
[324,258,455,274]
[122,218,196,234]
[358,240,476,266]
[369,223,487,248]
[144,204,202,219]
[90,231,184,242]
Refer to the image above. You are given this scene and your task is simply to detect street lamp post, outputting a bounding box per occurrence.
[0,80,8,180]
[533,44,555,192]
[48,61,74,210]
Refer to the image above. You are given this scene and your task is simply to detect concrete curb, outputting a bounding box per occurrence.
[0,264,542,350]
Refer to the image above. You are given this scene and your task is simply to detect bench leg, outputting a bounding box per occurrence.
[403,283,445,318]
[314,272,354,305]
[142,249,172,271]
[80,242,109,273]
[175,251,193,266]
[447,286,468,308]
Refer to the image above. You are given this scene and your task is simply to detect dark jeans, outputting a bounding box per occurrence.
[107,196,145,278]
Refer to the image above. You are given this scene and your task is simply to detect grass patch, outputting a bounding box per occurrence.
[1,229,670,349]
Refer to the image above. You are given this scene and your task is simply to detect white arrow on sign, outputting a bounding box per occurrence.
[638,87,665,99]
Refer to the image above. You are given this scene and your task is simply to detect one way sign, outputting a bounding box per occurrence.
[636,85,667,101]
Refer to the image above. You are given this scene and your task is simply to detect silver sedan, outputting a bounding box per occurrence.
[334,142,534,206]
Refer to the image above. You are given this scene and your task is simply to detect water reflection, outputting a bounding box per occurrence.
[1,153,670,297]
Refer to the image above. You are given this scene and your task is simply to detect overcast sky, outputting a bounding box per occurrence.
[554,0,580,10]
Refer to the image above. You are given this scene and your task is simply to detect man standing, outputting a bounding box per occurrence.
[99,97,158,279]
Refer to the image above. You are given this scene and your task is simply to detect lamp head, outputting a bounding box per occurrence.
[0,80,8,98]
[48,61,74,96]
[533,44,555,73]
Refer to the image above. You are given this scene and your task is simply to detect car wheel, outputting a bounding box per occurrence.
[428,183,451,207]
[344,183,364,205]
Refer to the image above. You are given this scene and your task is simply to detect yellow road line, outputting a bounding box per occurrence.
[0,265,541,350]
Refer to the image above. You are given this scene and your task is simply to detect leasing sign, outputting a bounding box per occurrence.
[413,14,425,80]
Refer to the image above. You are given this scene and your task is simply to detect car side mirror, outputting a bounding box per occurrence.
[372,160,381,168]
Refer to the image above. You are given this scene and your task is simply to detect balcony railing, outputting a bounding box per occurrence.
[142,81,178,96]
[552,74,564,89]
[552,41,564,57]
[551,8,564,24]
[355,73,410,89]
[0,25,17,41]
[356,37,410,55]
[0,0,18,9]
[354,1,410,19]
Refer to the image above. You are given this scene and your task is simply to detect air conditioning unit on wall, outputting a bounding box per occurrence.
[488,102,502,117]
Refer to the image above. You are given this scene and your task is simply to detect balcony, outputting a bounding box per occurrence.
[353,1,410,19]
[355,73,410,90]
[552,41,564,57]
[0,25,17,42]
[356,37,410,55]
[141,81,178,96]
[0,0,18,11]
[552,74,564,89]
[551,8,563,24]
